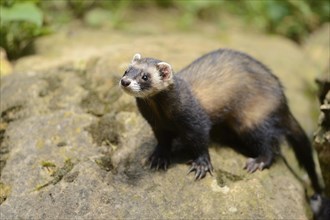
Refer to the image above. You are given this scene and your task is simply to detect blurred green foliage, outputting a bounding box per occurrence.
[223,0,330,42]
[45,0,329,41]
[66,0,96,18]
[163,0,329,42]
[1,0,329,60]
[0,0,49,60]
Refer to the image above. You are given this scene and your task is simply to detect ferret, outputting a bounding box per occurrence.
[119,49,322,193]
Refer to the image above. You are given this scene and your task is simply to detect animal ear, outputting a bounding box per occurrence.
[156,62,173,81]
[132,53,141,63]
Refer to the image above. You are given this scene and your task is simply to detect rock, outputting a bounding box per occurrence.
[304,23,330,73]
[0,48,13,77]
[314,75,330,196]
[0,25,320,219]
[312,25,330,193]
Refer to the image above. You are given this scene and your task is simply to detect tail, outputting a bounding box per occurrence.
[285,112,323,193]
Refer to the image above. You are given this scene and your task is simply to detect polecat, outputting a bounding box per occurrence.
[119,49,322,193]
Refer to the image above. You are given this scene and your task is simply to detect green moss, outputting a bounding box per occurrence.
[86,114,120,146]
[216,169,243,187]
[40,161,56,168]
[0,105,23,123]
[35,158,75,191]
[95,155,113,172]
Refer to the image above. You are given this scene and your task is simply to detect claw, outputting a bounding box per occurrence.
[148,154,170,171]
[196,170,206,180]
[207,168,213,176]
[187,165,196,175]
[195,168,201,180]
[208,165,214,176]
[244,157,271,173]
[187,155,213,180]
[201,171,206,179]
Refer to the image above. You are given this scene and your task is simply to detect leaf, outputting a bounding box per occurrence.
[0,2,43,27]
[267,0,288,23]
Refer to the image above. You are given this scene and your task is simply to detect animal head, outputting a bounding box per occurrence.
[119,53,174,98]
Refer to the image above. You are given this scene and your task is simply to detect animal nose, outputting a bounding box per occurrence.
[121,79,131,87]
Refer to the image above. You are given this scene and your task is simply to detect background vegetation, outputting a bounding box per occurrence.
[1,0,329,60]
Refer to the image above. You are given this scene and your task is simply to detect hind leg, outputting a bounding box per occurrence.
[241,130,279,173]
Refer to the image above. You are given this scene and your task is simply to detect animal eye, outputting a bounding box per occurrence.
[142,74,148,81]
[123,70,128,76]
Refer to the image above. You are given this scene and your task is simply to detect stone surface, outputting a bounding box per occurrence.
[0,48,13,77]
[0,20,325,219]
[304,23,330,74]
[314,76,330,196]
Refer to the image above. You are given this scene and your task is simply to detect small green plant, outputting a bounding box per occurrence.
[35,158,74,191]
[0,1,48,60]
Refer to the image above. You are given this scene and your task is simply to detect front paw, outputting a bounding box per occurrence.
[148,150,170,171]
[187,155,213,180]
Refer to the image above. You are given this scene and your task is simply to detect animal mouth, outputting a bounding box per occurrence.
[120,84,142,97]
[120,85,135,94]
